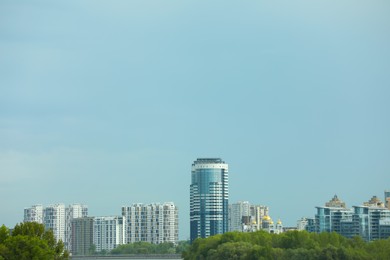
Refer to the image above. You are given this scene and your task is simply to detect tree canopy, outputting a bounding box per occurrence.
[110,241,189,255]
[183,231,390,260]
[0,222,69,260]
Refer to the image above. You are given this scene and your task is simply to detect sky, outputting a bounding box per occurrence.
[1,0,389,240]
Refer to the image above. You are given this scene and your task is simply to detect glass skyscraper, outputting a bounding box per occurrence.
[190,158,229,242]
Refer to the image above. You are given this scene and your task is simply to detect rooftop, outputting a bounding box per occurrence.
[193,158,225,164]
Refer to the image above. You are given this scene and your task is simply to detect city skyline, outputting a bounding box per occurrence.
[1,0,390,241]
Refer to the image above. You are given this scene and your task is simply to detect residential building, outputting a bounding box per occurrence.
[71,217,94,256]
[379,218,390,239]
[65,204,88,251]
[229,201,250,232]
[43,204,66,243]
[122,202,178,245]
[315,195,353,234]
[24,203,88,249]
[296,217,317,233]
[303,194,390,241]
[229,202,269,232]
[93,216,123,252]
[24,204,43,223]
[190,158,228,242]
[353,196,390,241]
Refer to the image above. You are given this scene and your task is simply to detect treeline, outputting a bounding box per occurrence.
[110,240,189,255]
[183,231,390,260]
[0,222,69,260]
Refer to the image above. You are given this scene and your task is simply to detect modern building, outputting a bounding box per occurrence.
[24,203,88,250]
[352,196,390,241]
[93,216,124,252]
[190,158,229,242]
[303,194,390,241]
[229,201,250,232]
[122,202,178,245]
[229,202,269,232]
[65,204,88,251]
[43,204,66,243]
[71,217,94,256]
[297,217,316,232]
[24,204,44,224]
[315,195,353,234]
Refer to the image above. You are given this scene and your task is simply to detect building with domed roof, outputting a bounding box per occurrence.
[228,201,269,232]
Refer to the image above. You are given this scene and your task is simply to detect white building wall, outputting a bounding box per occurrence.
[122,202,178,245]
[24,205,43,223]
[43,204,66,243]
[229,201,250,231]
[93,216,123,252]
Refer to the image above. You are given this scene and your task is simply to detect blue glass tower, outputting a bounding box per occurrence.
[190,158,228,242]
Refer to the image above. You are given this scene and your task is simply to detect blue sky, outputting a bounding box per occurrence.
[1,0,389,240]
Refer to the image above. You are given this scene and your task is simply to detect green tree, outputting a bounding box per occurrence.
[0,222,69,260]
[176,240,190,254]
[0,225,9,244]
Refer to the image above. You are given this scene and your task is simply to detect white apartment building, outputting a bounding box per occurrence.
[43,204,66,243]
[24,204,44,223]
[93,216,123,252]
[24,203,88,251]
[122,202,178,244]
[229,201,250,231]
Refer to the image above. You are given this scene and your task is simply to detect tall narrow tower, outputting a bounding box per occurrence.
[190,158,228,242]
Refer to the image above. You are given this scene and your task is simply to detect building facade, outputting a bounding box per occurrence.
[43,204,66,243]
[315,195,353,234]
[93,216,123,252]
[24,204,44,224]
[71,217,94,256]
[229,202,269,232]
[297,217,316,233]
[190,158,229,242]
[65,204,88,251]
[303,194,390,241]
[229,201,250,232]
[24,203,88,251]
[122,202,178,245]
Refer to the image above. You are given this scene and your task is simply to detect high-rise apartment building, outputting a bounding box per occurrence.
[43,204,66,243]
[229,201,250,232]
[228,202,269,232]
[315,195,353,234]
[94,216,124,252]
[65,204,88,251]
[71,217,94,256]
[24,204,43,223]
[190,158,228,242]
[24,203,88,251]
[122,202,178,245]
[305,195,390,241]
[352,196,390,241]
